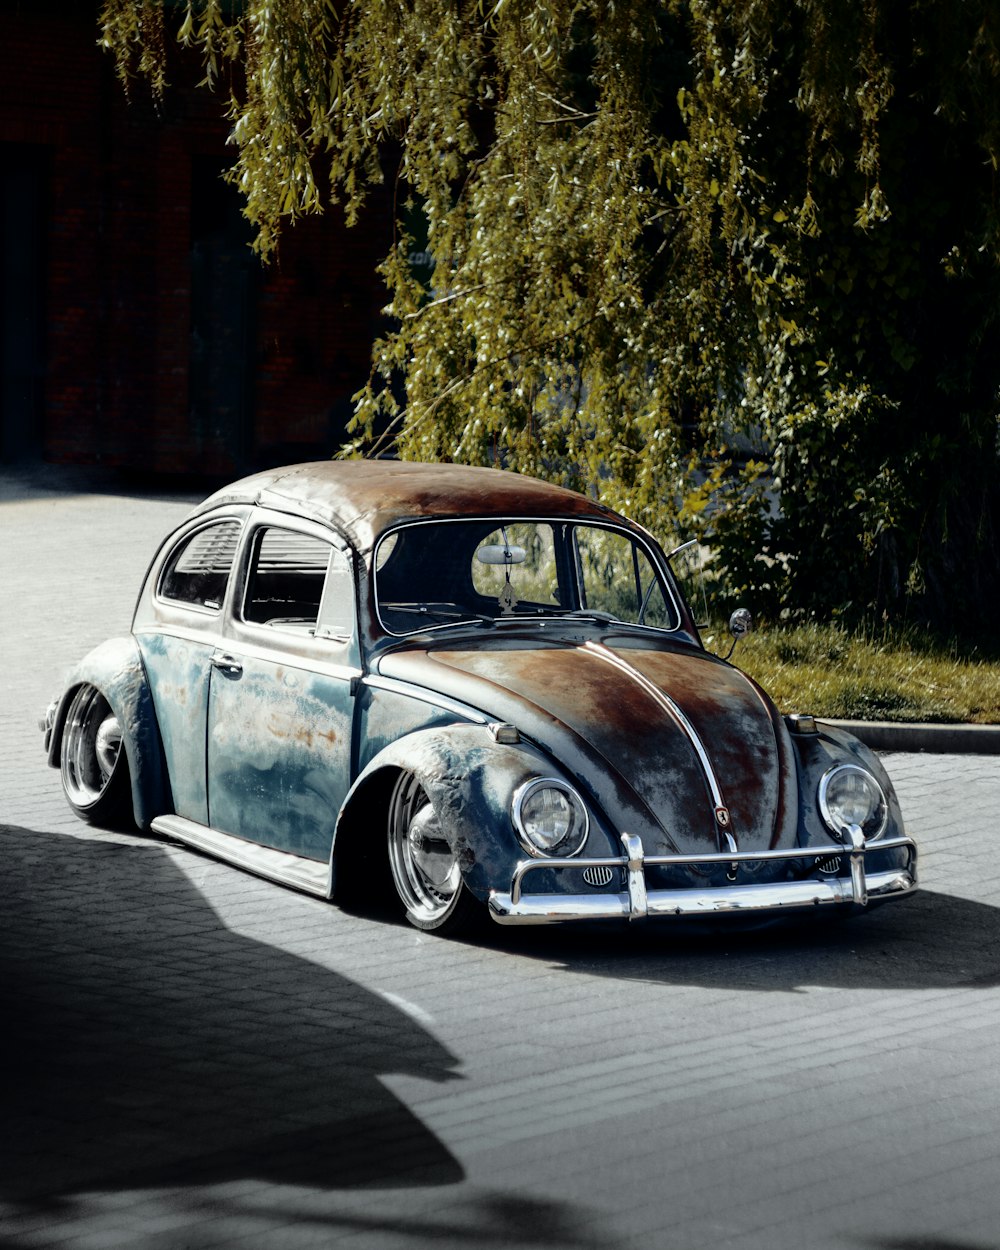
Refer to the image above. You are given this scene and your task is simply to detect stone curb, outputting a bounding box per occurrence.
[820,718,1000,755]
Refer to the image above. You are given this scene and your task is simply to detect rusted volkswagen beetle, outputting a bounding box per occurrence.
[42,461,917,934]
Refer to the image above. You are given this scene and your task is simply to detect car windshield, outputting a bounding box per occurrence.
[374,519,680,635]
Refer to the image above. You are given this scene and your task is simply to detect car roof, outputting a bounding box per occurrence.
[188,460,625,553]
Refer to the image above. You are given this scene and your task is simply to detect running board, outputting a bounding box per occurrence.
[150,815,332,898]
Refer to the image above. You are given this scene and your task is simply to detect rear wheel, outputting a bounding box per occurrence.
[386,772,480,934]
[59,684,133,828]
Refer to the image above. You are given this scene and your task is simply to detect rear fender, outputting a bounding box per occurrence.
[334,725,588,901]
[48,637,171,830]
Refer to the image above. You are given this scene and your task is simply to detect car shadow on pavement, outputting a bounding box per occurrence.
[0,824,464,1207]
[487,887,1000,993]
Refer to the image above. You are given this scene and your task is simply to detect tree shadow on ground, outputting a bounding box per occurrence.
[484,886,1000,993]
[0,825,464,1207]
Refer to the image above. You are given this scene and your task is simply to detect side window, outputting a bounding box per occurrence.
[243,527,334,631]
[160,520,241,610]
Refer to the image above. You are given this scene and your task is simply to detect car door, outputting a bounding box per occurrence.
[136,513,246,825]
[205,516,359,861]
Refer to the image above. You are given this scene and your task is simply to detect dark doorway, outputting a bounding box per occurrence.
[189,156,259,472]
[0,145,47,463]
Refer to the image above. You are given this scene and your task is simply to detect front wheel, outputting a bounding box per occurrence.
[59,684,134,828]
[386,772,480,934]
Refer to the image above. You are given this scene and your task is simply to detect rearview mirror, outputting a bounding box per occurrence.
[476,544,526,566]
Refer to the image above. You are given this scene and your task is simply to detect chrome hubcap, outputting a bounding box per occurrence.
[388,774,461,922]
[95,716,123,781]
[61,686,123,808]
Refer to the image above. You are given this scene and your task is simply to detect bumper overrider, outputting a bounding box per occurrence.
[487,829,918,925]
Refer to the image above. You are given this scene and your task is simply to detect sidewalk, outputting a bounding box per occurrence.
[823,717,1000,754]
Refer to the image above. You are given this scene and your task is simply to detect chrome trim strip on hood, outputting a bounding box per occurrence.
[582,641,736,847]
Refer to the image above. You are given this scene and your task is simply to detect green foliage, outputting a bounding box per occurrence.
[731,622,1000,724]
[100,0,1000,637]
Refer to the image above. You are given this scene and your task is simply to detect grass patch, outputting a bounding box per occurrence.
[706,622,1000,724]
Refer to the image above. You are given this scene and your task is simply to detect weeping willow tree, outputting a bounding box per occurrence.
[100,0,1000,637]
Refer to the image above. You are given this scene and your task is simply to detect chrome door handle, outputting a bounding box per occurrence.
[211,652,243,677]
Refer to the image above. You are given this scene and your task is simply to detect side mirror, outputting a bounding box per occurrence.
[725,607,753,659]
[729,608,753,639]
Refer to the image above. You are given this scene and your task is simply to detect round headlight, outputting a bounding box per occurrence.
[512,778,589,857]
[818,764,888,840]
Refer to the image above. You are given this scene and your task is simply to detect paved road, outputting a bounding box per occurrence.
[2,467,999,1250]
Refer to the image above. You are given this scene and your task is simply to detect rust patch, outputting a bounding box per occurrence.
[265,711,336,750]
[380,634,785,853]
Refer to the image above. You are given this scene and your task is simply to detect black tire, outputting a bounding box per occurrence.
[386,772,481,935]
[59,684,134,829]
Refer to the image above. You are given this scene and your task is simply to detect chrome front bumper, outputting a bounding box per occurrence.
[487,831,918,925]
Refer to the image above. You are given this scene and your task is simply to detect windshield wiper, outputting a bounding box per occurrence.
[382,602,497,629]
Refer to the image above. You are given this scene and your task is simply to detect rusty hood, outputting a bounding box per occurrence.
[377,632,799,855]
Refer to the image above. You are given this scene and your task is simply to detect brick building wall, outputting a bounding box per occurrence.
[0,1,392,476]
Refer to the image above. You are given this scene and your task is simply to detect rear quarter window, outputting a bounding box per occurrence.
[159,520,241,610]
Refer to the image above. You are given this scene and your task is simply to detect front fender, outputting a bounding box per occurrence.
[48,637,171,830]
[335,725,597,901]
[791,720,907,849]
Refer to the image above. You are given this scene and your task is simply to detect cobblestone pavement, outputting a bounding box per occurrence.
[2,467,1000,1250]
